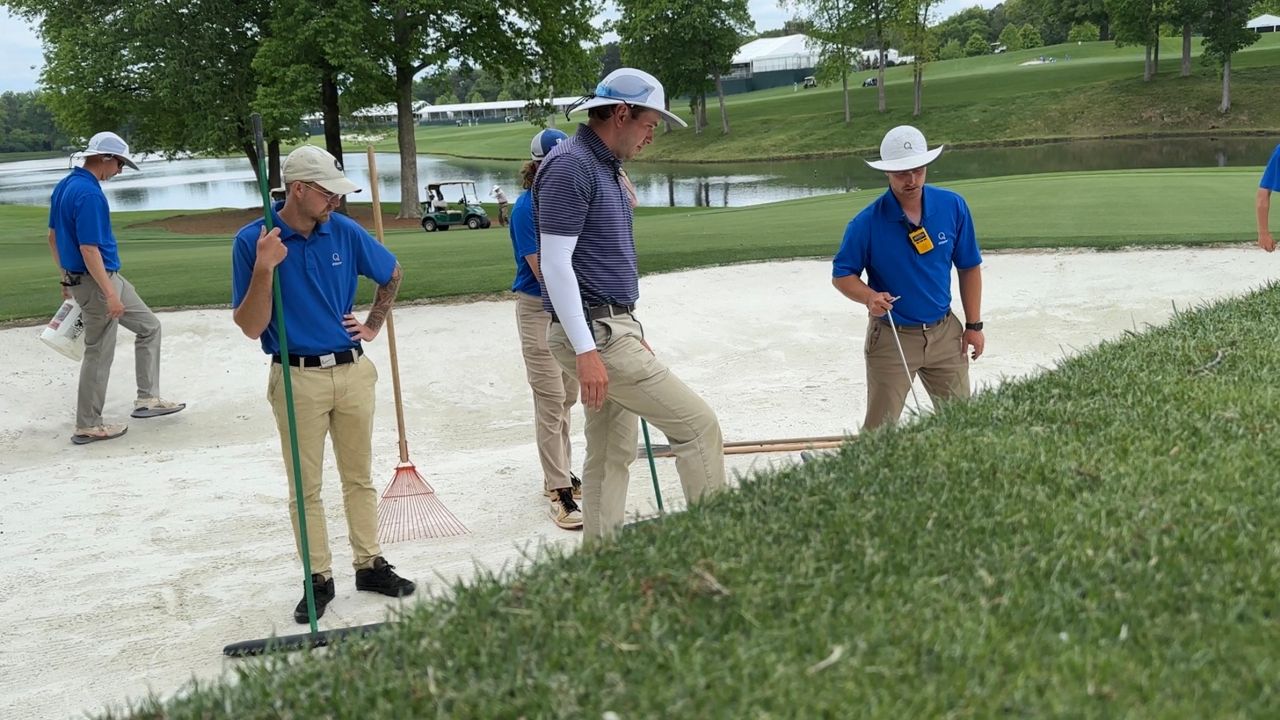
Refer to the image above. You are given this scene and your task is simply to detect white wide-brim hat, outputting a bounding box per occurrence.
[865,125,944,172]
[76,131,140,171]
[572,68,688,128]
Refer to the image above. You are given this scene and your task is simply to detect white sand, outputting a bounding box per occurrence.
[0,249,1273,719]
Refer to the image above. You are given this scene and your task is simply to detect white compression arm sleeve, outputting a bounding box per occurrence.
[540,233,596,354]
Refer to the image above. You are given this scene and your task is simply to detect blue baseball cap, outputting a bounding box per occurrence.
[530,128,568,160]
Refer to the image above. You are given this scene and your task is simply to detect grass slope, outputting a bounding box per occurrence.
[115,279,1280,719]
[1,167,1262,324]
[385,36,1280,163]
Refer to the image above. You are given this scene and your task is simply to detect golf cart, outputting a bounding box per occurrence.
[802,75,818,89]
[419,180,491,232]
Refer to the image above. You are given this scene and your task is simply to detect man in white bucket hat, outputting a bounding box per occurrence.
[535,68,725,540]
[830,125,986,429]
[47,131,185,445]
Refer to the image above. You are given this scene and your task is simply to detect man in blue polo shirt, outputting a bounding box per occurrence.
[231,145,414,623]
[537,68,726,541]
[510,127,584,531]
[1257,143,1280,252]
[47,131,185,445]
[832,125,986,429]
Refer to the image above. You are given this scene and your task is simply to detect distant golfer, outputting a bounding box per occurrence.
[536,67,726,540]
[47,131,185,445]
[491,184,511,226]
[509,127,583,530]
[831,125,985,429]
[1257,143,1280,253]
[231,145,415,623]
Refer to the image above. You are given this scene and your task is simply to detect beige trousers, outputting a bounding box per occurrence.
[515,293,579,491]
[863,312,970,430]
[68,272,162,428]
[548,313,725,540]
[268,357,382,577]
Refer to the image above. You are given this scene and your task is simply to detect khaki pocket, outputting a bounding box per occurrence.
[864,321,883,354]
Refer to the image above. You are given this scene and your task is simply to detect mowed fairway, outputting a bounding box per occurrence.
[389,35,1280,162]
[1,167,1262,324]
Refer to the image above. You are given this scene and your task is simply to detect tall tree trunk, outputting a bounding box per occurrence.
[394,61,422,219]
[1143,44,1152,82]
[1181,24,1192,77]
[841,64,850,125]
[1100,17,1110,41]
[664,96,672,134]
[268,139,281,191]
[913,62,923,116]
[1152,35,1160,77]
[691,98,702,135]
[698,92,708,131]
[715,73,729,135]
[877,43,887,112]
[1219,56,1231,113]
[666,173,674,206]
[320,68,349,216]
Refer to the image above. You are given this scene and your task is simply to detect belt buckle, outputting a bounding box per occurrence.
[319,353,337,368]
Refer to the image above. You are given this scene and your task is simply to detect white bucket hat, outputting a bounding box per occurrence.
[865,125,944,172]
[274,145,361,195]
[571,68,687,128]
[77,131,139,171]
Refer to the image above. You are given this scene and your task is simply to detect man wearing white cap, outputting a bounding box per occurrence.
[536,68,726,540]
[47,131,185,445]
[831,125,985,429]
[231,144,415,623]
[491,184,511,226]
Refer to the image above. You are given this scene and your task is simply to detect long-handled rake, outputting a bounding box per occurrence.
[884,296,924,412]
[366,148,467,543]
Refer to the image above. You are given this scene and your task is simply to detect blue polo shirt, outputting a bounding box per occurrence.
[231,204,398,356]
[1261,144,1280,191]
[509,190,541,297]
[533,124,637,313]
[48,167,120,273]
[833,185,982,326]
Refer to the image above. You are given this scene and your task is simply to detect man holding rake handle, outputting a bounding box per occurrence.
[231,145,415,623]
[832,125,986,430]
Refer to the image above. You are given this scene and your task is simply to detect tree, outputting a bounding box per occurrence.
[597,42,623,79]
[857,0,899,112]
[1020,23,1044,48]
[1200,0,1259,111]
[998,23,1026,51]
[965,31,990,56]
[1169,0,1207,77]
[898,0,938,117]
[1109,0,1167,81]
[938,38,964,59]
[932,6,992,47]
[1067,21,1102,41]
[788,0,862,124]
[1044,0,1112,39]
[0,91,70,152]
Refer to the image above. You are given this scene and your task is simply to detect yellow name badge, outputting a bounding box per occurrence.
[908,226,934,254]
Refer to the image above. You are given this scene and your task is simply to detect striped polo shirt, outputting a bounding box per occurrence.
[533,124,637,314]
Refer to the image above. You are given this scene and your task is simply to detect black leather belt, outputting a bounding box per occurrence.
[879,310,952,330]
[551,303,635,324]
[272,346,364,368]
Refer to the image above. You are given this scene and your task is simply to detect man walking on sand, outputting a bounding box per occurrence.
[232,145,415,623]
[537,68,727,540]
[47,131,185,445]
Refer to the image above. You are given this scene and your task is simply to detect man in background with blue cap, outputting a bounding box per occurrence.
[48,131,185,445]
[536,68,726,540]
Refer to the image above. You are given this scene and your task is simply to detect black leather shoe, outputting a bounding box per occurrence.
[355,557,416,598]
[293,573,336,624]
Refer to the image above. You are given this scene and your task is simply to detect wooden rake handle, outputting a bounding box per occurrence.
[366,147,410,463]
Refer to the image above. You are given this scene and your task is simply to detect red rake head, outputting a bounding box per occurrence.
[377,463,468,543]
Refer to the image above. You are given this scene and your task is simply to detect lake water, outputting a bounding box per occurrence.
[0,137,1274,211]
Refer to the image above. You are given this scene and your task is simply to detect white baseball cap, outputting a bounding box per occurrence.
[275,145,361,195]
[77,131,139,171]
[572,68,687,128]
[865,125,944,172]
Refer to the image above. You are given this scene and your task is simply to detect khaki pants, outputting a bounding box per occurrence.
[68,272,162,429]
[515,293,579,492]
[548,313,725,540]
[268,357,382,577]
[863,312,970,430]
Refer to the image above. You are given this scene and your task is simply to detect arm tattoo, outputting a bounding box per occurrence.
[365,264,402,334]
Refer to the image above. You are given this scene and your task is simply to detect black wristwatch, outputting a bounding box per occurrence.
[965,321,984,331]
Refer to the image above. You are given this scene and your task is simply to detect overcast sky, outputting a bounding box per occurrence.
[0,1,1000,93]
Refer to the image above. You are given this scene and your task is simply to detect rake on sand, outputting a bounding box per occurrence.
[366,148,467,543]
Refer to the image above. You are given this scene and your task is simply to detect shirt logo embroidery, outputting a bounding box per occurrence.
[331,252,343,267]
[937,231,949,245]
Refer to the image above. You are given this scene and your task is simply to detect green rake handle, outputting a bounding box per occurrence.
[251,114,318,635]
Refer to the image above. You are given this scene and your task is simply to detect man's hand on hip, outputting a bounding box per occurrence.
[576,350,610,411]
[964,329,985,360]
[343,313,378,341]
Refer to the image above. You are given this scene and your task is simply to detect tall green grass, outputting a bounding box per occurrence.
[112,278,1280,719]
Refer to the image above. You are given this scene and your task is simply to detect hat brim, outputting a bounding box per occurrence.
[865,145,944,172]
[78,150,140,171]
[573,97,689,129]
[274,177,363,195]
